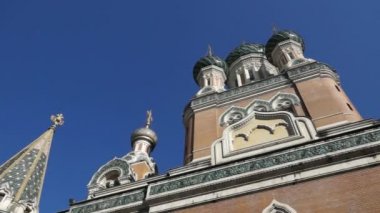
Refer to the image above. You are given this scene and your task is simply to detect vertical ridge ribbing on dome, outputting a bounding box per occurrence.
[225,43,265,66]
[265,30,305,63]
[193,46,228,85]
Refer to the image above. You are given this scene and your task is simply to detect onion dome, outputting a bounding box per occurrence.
[130,110,157,149]
[265,30,305,63]
[226,43,265,66]
[193,46,228,84]
[131,127,157,146]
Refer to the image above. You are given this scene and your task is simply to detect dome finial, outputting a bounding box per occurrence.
[145,110,153,128]
[50,113,64,129]
[207,44,213,56]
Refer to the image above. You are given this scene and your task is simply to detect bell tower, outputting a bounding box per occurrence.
[183,30,362,164]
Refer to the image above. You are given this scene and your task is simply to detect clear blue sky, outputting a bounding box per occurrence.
[0,1,379,212]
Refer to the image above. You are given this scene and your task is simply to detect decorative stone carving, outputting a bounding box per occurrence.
[227,55,279,88]
[71,190,145,213]
[262,200,297,213]
[88,158,132,195]
[88,151,157,197]
[149,129,380,196]
[220,92,301,127]
[220,107,247,127]
[189,62,336,112]
[214,110,317,165]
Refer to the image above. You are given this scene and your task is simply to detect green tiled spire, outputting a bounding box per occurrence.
[0,114,63,212]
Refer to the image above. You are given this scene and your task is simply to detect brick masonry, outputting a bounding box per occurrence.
[175,165,380,213]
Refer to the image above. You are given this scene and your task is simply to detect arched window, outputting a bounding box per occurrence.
[288,52,295,60]
[239,73,246,85]
[248,69,255,81]
[101,170,121,188]
[280,55,287,65]
[24,207,32,213]
[206,78,211,86]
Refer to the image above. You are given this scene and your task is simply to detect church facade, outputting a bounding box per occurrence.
[2,29,380,213]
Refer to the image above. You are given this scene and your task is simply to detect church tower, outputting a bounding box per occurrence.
[0,114,64,213]
[184,30,361,164]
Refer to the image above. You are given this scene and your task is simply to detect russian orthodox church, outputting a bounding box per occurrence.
[2,29,380,213]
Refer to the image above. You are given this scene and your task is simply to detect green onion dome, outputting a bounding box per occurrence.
[265,30,305,63]
[225,43,265,66]
[193,54,228,84]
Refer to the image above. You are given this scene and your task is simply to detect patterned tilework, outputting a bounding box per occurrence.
[0,148,29,175]
[71,191,145,213]
[149,129,380,195]
[0,148,46,202]
[20,153,47,201]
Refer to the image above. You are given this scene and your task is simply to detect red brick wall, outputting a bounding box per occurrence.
[175,166,380,213]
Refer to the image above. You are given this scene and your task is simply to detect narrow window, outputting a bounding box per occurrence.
[0,193,4,202]
[24,207,32,213]
[240,73,246,85]
[281,55,287,65]
[235,79,239,87]
[288,52,295,59]
[347,103,354,111]
[206,78,211,86]
[335,85,341,92]
[249,69,255,81]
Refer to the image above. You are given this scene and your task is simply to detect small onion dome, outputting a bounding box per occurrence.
[265,30,305,63]
[226,43,265,66]
[131,127,158,148]
[193,54,228,85]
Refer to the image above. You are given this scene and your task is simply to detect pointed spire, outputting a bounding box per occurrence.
[0,114,63,212]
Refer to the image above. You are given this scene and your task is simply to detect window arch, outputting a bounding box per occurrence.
[262,200,297,213]
[102,170,121,188]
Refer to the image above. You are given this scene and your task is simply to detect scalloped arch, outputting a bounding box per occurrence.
[88,158,130,187]
[219,106,247,127]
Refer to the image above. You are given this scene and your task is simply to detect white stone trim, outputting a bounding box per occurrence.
[149,153,380,212]
[262,199,297,213]
[316,120,349,131]
[212,111,317,165]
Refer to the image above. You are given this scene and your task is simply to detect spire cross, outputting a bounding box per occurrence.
[50,113,64,129]
[272,24,279,34]
[207,44,213,56]
[145,110,153,128]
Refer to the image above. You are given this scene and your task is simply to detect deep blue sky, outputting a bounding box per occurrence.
[0,1,379,212]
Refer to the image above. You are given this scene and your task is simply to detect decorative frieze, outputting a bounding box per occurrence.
[71,191,144,213]
[190,62,336,110]
[219,92,300,127]
[149,129,380,196]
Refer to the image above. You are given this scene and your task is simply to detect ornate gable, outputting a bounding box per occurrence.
[212,110,317,165]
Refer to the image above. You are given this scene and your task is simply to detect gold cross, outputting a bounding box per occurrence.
[146,110,153,128]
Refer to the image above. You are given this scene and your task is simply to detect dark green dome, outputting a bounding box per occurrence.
[193,55,227,84]
[265,30,305,63]
[226,43,265,66]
